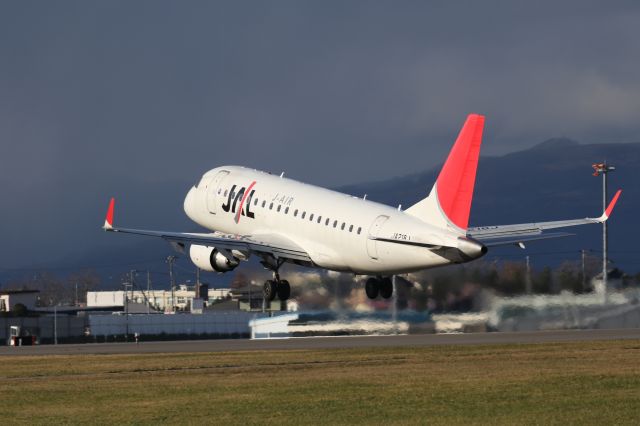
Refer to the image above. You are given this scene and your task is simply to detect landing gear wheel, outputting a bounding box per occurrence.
[365,278,379,299]
[379,277,393,299]
[263,279,278,302]
[277,280,291,301]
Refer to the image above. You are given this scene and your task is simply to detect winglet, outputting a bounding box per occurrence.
[104,197,115,230]
[599,189,622,222]
[605,189,622,218]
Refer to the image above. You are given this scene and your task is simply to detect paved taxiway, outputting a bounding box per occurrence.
[2,328,639,356]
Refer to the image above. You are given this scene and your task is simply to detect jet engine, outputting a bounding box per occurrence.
[189,244,239,273]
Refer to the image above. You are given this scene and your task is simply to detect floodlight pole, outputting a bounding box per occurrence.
[525,256,532,294]
[147,270,151,314]
[166,256,177,312]
[592,162,615,303]
[581,249,586,293]
[392,276,398,334]
[53,304,58,345]
[125,272,136,339]
[603,167,608,303]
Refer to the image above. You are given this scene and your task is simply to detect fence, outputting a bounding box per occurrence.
[88,312,268,337]
[1,316,87,344]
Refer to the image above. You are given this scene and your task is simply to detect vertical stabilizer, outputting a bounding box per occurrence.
[405,114,485,234]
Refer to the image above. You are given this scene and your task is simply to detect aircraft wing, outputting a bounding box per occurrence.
[102,198,312,263]
[467,189,621,247]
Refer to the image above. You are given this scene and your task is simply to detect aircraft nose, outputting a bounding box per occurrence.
[184,186,197,220]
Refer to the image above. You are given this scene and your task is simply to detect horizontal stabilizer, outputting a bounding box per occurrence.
[469,189,622,243]
[480,232,574,248]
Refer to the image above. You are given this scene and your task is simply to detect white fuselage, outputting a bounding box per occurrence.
[183,166,475,275]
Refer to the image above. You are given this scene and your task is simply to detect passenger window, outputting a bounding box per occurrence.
[217,189,222,195]
[285,207,289,214]
[224,190,228,196]
[325,218,330,226]
[262,200,266,208]
[349,225,353,232]
[294,209,298,217]
[277,205,281,212]
[269,203,273,210]
[309,213,314,221]
[254,198,258,206]
[302,212,306,219]
[317,216,322,224]
[357,227,362,234]
[333,220,337,228]
[341,222,345,230]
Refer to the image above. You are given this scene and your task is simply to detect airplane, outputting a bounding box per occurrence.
[103,114,621,301]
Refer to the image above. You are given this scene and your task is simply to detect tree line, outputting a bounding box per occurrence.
[1,270,100,306]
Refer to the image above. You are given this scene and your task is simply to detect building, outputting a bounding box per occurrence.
[0,290,39,312]
[87,285,231,311]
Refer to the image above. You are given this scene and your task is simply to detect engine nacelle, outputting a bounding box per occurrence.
[189,244,239,273]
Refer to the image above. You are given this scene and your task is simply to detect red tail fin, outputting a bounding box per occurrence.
[104,197,115,229]
[406,114,485,233]
[435,114,485,230]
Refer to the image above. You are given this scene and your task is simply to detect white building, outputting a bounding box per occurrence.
[87,285,230,311]
[0,289,39,312]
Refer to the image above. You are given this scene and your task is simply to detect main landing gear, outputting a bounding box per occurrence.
[262,258,291,302]
[365,277,393,300]
[263,275,291,302]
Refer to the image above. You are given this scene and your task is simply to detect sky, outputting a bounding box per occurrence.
[1,1,640,270]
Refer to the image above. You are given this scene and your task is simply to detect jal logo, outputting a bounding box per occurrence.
[222,181,256,223]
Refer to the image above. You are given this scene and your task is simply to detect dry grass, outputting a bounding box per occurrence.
[1,340,640,425]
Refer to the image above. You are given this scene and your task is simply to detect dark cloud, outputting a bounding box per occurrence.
[1,1,639,268]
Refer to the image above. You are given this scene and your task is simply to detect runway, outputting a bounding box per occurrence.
[2,328,640,356]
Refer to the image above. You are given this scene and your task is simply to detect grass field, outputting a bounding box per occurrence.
[1,340,640,425]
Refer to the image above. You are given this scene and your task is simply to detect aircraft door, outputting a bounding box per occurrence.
[366,215,389,260]
[206,170,229,214]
